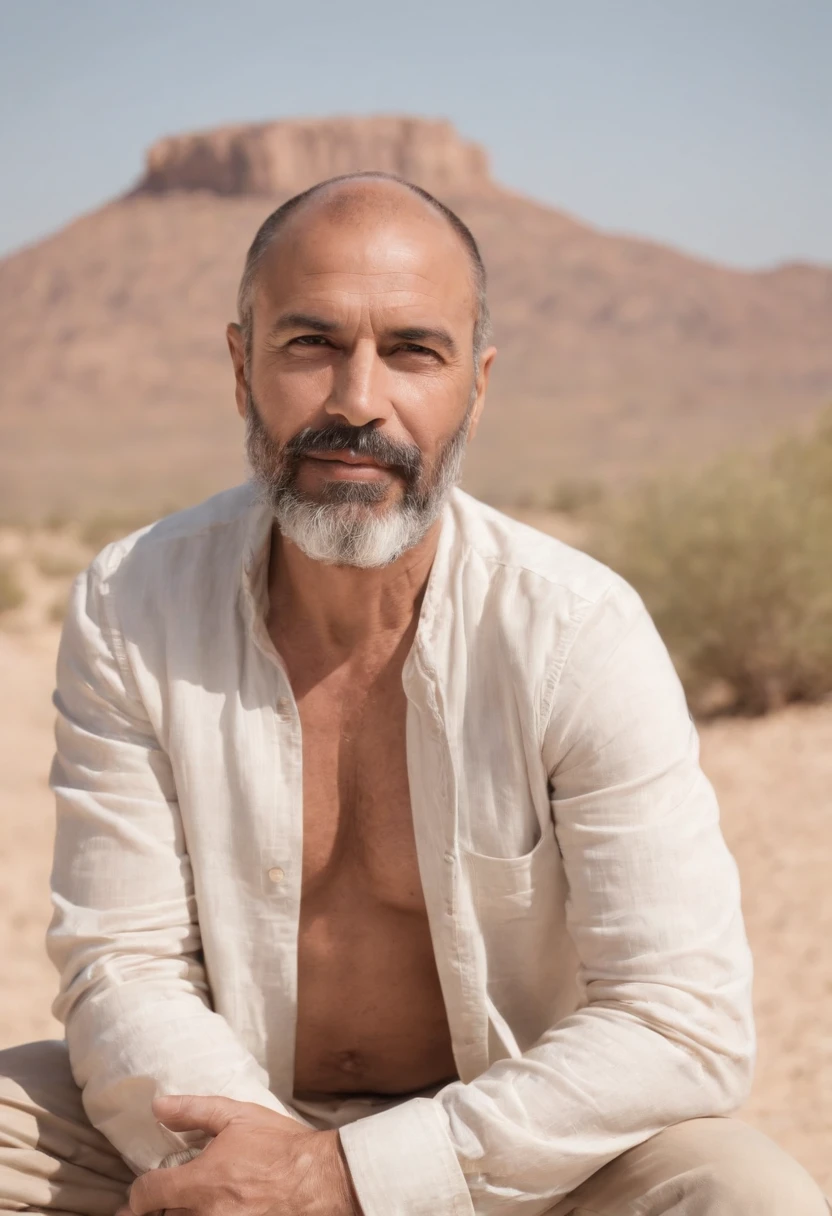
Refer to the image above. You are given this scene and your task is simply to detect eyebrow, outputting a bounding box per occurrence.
[268,312,459,357]
[390,325,458,356]
[268,312,339,337]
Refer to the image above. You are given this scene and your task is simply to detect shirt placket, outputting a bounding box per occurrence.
[404,644,490,1083]
[241,545,304,1101]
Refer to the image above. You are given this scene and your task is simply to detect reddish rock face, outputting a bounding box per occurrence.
[136,116,494,198]
[1,114,832,517]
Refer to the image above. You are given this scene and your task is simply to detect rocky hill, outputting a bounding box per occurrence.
[1,115,831,517]
[137,116,494,198]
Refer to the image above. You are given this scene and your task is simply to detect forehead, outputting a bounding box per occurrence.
[253,188,477,326]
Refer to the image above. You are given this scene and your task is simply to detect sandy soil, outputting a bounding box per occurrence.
[0,549,829,1191]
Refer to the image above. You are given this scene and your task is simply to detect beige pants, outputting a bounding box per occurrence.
[0,1041,828,1215]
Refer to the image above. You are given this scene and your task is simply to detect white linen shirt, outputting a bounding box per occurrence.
[47,484,754,1216]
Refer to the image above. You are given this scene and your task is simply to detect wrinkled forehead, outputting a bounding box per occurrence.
[253,192,478,328]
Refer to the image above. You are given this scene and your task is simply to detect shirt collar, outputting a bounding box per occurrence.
[237,488,463,667]
[239,492,275,647]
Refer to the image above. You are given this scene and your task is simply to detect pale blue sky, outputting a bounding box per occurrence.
[1,0,829,267]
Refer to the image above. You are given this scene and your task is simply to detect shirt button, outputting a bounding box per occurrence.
[267,866,285,883]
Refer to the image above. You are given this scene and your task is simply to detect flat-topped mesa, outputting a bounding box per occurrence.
[134,116,494,199]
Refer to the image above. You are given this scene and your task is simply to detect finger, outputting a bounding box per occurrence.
[151,1093,239,1136]
[127,1162,198,1215]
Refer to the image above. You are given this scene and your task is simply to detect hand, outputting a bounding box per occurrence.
[115,1093,362,1216]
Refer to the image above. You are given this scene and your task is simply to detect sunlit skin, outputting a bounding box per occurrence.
[233,186,489,505]
[119,181,495,1216]
[231,192,493,642]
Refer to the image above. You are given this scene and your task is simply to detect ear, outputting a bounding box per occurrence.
[226,322,249,419]
[467,345,497,443]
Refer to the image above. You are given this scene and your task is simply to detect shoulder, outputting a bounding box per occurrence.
[88,484,259,590]
[447,489,631,611]
[432,492,654,744]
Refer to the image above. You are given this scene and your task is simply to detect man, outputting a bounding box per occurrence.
[0,173,827,1216]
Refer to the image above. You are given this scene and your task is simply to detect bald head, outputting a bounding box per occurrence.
[236,173,491,371]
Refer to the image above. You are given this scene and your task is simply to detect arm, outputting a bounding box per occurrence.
[47,559,296,1175]
[339,578,755,1215]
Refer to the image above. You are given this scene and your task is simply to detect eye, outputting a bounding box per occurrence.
[290,335,332,347]
[395,343,438,358]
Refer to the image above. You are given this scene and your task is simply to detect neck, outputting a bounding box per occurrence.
[267,517,442,652]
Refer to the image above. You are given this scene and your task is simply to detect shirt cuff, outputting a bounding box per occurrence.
[159,1145,205,1168]
[338,1095,474,1216]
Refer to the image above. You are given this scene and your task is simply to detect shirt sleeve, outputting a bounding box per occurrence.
[47,559,299,1176]
[339,577,755,1216]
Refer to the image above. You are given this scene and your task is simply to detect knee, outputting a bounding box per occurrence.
[697,1164,828,1215]
[0,1040,72,1098]
[689,1128,828,1215]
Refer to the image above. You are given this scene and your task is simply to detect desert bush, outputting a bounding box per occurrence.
[42,510,72,533]
[49,590,71,625]
[548,476,605,515]
[79,505,177,552]
[0,559,25,615]
[34,550,86,579]
[590,411,832,716]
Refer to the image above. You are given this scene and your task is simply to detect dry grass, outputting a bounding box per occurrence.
[0,558,25,614]
[0,526,89,632]
[546,476,606,515]
[78,506,176,552]
[590,411,832,716]
[33,550,87,580]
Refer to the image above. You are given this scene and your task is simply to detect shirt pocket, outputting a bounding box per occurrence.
[460,825,578,1052]
[461,821,562,918]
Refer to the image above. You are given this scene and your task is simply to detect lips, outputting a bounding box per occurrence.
[306,450,388,468]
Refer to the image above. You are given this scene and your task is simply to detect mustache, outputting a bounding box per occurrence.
[285,423,422,479]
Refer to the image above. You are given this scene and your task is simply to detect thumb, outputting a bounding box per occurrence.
[152,1093,240,1136]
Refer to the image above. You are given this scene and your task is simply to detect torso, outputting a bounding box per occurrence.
[269,610,458,1100]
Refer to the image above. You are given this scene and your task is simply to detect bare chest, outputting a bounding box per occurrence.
[295,666,424,911]
[268,618,455,1096]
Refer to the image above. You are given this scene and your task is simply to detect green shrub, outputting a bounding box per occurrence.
[590,411,832,716]
[0,560,25,615]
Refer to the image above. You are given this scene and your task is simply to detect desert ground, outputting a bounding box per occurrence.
[1,524,830,1192]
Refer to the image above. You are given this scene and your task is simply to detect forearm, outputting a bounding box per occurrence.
[57,974,295,1172]
[49,845,295,1171]
[339,982,752,1216]
[48,560,298,1172]
[446,994,752,1201]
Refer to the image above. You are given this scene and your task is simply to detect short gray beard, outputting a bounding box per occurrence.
[244,394,474,568]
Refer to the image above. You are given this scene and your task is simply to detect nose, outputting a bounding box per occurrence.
[324,338,391,429]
